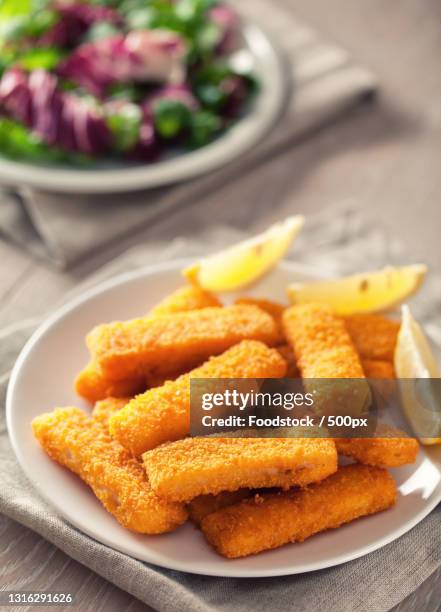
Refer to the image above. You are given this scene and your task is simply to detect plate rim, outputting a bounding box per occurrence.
[0,22,290,194]
[6,258,441,577]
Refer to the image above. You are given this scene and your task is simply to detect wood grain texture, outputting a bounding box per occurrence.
[0,515,151,612]
[1,0,440,610]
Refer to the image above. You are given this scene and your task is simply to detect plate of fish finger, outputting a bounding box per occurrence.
[7,216,441,577]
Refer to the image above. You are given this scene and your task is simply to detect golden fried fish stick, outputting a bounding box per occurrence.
[110,340,287,455]
[32,408,187,534]
[275,344,299,378]
[234,297,285,320]
[201,464,397,558]
[75,362,146,404]
[144,367,192,389]
[92,397,129,428]
[344,313,400,361]
[335,425,419,467]
[235,297,286,342]
[150,285,221,316]
[75,287,222,403]
[88,305,279,381]
[361,359,396,402]
[283,304,365,379]
[189,490,252,526]
[282,304,370,416]
[361,359,395,379]
[143,437,337,502]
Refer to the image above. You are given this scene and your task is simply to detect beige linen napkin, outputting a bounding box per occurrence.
[0,0,376,268]
[1,205,441,612]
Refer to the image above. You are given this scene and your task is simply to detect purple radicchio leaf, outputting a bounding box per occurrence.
[0,68,113,155]
[40,2,122,48]
[58,29,187,98]
[128,105,160,162]
[0,68,33,125]
[148,84,199,111]
[220,75,248,118]
[209,5,241,55]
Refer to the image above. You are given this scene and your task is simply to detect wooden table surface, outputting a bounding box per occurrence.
[1,0,441,610]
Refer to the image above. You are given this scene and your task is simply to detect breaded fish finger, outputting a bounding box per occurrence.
[32,407,187,534]
[150,285,221,316]
[189,490,252,526]
[88,305,279,381]
[361,359,396,403]
[75,286,222,403]
[275,345,300,378]
[144,366,194,389]
[201,464,397,558]
[92,396,129,428]
[109,340,287,455]
[282,304,370,416]
[344,313,400,361]
[277,349,391,382]
[361,359,395,379]
[283,304,365,378]
[75,362,146,404]
[234,297,285,321]
[235,297,286,342]
[274,345,394,381]
[143,437,337,502]
[335,425,419,467]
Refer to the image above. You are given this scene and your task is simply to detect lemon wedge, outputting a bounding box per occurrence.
[287,265,427,314]
[394,305,441,445]
[183,215,305,292]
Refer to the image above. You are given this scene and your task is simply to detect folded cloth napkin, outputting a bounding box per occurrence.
[1,204,441,612]
[0,0,377,269]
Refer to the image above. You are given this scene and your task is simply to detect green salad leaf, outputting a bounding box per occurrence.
[84,21,121,43]
[0,118,89,164]
[107,104,142,152]
[107,82,143,103]
[122,0,223,62]
[0,0,31,19]
[188,109,221,148]
[125,7,156,29]
[0,47,16,76]
[153,99,192,139]
[18,47,65,71]
[0,10,58,43]
[192,61,258,111]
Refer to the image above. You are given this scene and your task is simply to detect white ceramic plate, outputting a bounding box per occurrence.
[0,24,288,194]
[6,260,441,577]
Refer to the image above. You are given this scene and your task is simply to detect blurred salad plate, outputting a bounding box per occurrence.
[0,0,288,193]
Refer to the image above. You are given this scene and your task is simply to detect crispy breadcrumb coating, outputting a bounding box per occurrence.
[361,359,396,402]
[189,490,252,526]
[88,305,279,381]
[361,359,395,379]
[282,304,365,379]
[32,407,187,534]
[109,340,287,456]
[143,437,337,502]
[282,304,370,416]
[75,362,146,404]
[335,425,419,467]
[272,348,390,382]
[275,344,299,378]
[150,285,221,316]
[92,397,129,428]
[235,297,286,342]
[201,464,397,558]
[344,313,400,361]
[75,286,223,403]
